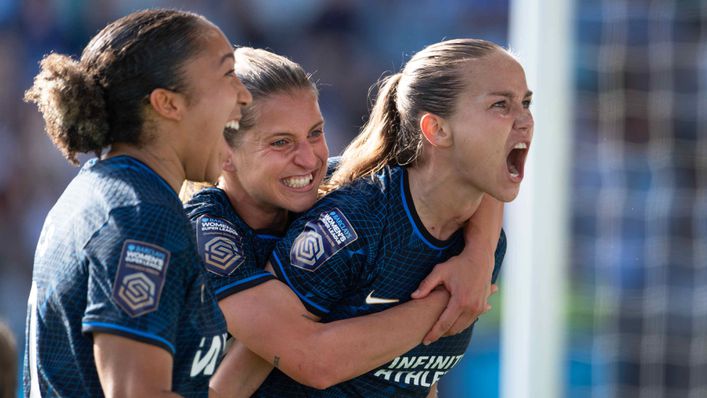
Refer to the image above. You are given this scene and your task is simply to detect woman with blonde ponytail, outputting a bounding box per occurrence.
[248,38,532,397]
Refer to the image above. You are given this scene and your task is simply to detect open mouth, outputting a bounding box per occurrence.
[282,173,314,189]
[506,142,529,180]
[224,120,240,134]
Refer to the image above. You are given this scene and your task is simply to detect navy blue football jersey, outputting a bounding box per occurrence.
[24,156,227,397]
[184,187,279,300]
[257,165,506,397]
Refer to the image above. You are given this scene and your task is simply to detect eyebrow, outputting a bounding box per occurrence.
[488,90,533,99]
[219,52,235,66]
[309,120,325,131]
[264,120,325,138]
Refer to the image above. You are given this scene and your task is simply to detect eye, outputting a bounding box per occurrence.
[491,100,507,109]
[271,138,290,148]
[225,69,237,78]
[309,129,324,139]
[522,99,532,109]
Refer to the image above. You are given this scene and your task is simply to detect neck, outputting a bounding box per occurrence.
[106,142,185,193]
[407,161,484,241]
[219,177,289,232]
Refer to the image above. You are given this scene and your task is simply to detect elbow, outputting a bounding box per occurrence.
[288,357,345,390]
[302,373,340,390]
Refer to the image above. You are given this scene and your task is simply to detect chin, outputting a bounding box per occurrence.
[285,197,318,213]
[491,188,520,203]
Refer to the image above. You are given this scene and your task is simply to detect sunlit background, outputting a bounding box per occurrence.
[0,0,705,397]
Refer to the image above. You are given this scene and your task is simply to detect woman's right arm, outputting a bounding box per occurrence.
[213,275,450,391]
[209,339,273,398]
[93,333,182,398]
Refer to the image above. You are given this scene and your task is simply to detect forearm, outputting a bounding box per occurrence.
[465,194,503,247]
[221,281,449,390]
[306,289,450,384]
[463,194,503,265]
[426,383,438,398]
[210,340,272,398]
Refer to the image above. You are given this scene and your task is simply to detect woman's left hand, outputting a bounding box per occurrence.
[411,250,498,345]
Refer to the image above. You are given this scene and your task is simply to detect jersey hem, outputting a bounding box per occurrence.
[82,321,175,355]
[214,273,277,301]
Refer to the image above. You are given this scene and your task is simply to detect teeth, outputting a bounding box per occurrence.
[514,142,527,149]
[509,165,519,177]
[282,174,313,188]
[225,120,240,130]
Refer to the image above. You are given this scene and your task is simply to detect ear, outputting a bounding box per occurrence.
[419,113,453,148]
[222,151,236,172]
[148,88,186,121]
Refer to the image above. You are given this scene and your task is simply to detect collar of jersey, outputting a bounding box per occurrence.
[398,166,461,250]
[99,155,179,200]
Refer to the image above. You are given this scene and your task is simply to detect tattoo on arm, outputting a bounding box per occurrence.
[273,356,280,368]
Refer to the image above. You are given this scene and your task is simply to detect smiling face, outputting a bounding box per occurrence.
[445,50,533,202]
[225,88,329,219]
[178,23,251,183]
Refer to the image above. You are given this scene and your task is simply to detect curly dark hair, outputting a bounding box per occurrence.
[25,9,212,164]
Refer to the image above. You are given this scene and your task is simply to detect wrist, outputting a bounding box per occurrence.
[463,224,500,250]
[429,287,450,302]
[457,246,495,273]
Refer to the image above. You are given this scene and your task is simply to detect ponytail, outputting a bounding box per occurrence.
[24,54,110,165]
[324,73,414,191]
[323,38,502,193]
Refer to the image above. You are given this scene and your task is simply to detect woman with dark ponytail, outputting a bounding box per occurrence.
[23,9,251,397]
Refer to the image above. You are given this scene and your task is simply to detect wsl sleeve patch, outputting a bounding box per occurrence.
[290,208,358,272]
[112,240,170,318]
[196,215,245,276]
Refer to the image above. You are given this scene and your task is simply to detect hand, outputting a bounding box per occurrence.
[411,253,497,345]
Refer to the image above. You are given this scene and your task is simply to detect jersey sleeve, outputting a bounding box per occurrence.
[192,214,275,301]
[269,202,374,318]
[81,204,196,355]
[491,228,507,284]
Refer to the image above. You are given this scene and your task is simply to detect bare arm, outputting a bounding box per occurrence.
[213,277,450,391]
[93,333,184,398]
[413,194,504,343]
[209,340,273,398]
[426,383,438,398]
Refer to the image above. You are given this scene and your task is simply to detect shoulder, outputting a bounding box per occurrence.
[184,187,231,221]
[184,187,249,242]
[314,165,400,222]
[77,156,184,212]
[54,158,187,250]
[277,168,399,271]
[90,203,193,257]
[319,172,390,214]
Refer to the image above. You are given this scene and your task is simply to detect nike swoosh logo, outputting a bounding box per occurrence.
[365,290,399,305]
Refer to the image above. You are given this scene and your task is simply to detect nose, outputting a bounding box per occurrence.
[233,76,252,107]
[293,141,318,170]
[513,108,534,139]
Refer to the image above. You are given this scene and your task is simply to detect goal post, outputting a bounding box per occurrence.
[501,0,574,397]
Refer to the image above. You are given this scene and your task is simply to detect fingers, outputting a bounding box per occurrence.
[411,267,447,299]
[429,285,501,341]
[423,302,458,345]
